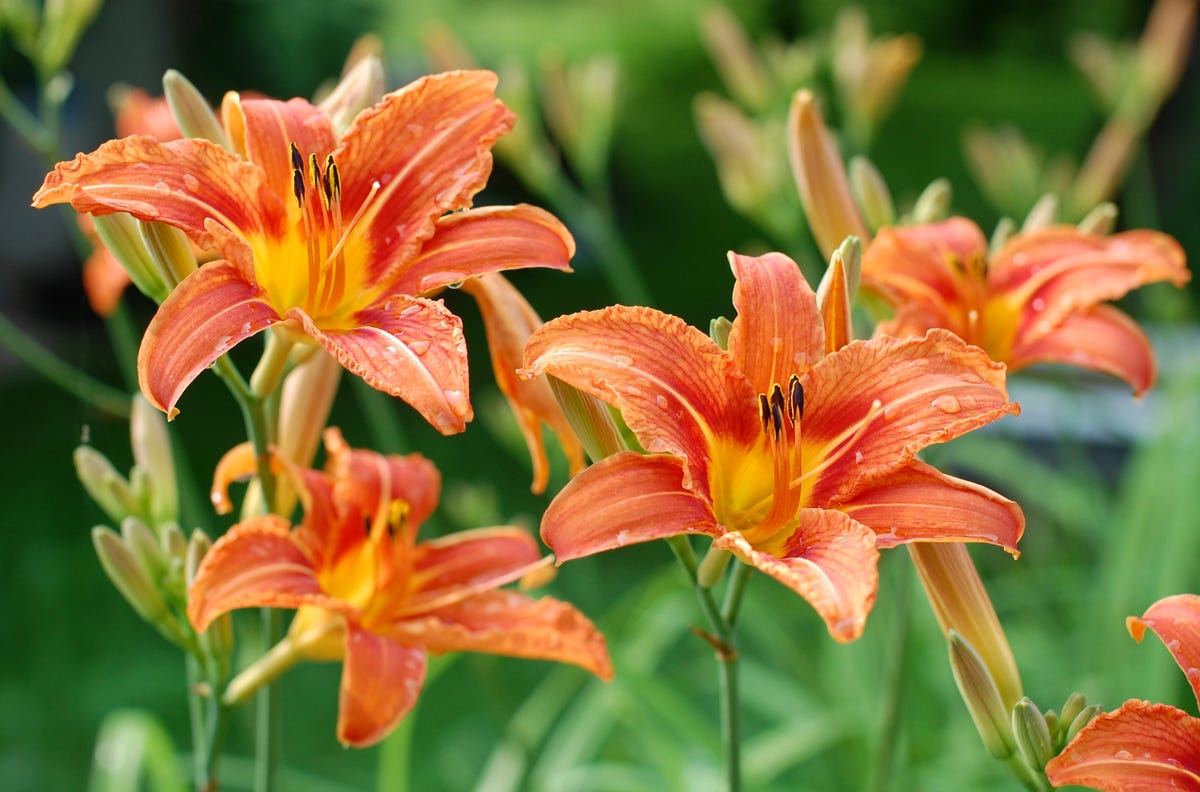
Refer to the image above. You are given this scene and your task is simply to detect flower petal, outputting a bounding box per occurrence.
[396,204,575,296]
[524,305,759,500]
[727,251,824,390]
[541,452,718,562]
[336,70,513,288]
[138,260,280,417]
[322,427,442,529]
[393,589,613,681]
[222,94,336,205]
[1010,303,1158,394]
[801,328,1018,505]
[405,527,548,613]
[83,244,130,317]
[460,273,584,494]
[861,218,988,320]
[838,459,1024,554]
[290,296,470,435]
[337,625,427,748]
[187,517,346,632]
[1129,594,1200,707]
[1045,700,1200,791]
[33,135,279,256]
[714,509,879,643]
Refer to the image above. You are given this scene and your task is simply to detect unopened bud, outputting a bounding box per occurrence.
[36,0,102,74]
[184,529,213,591]
[548,375,627,463]
[162,69,230,149]
[1021,194,1059,233]
[319,54,385,135]
[139,220,196,292]
[849,156,895,230]
[93,526,182,644]
[709,316,733,351]
[817,238,860,353]
[130,395,179,525]
[91,214,168,305]
[697,546,732,589]
[1056,692,1087,738]
[947,631,1016,760]
[1064,703,1103,743]
[1012,697,1054,772]
[1077,202,1118,236]
[699,4,771,112]
[120,517,166,582]
[910,178,952,224]
[989,217,1017,257]
[75,446,136,524]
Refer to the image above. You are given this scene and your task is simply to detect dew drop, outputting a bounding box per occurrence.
[378,172,393,185]
[611,354,633,370]
[932,395,961,414]
[1030,297,1046,312]
[615,529,631,547]
[655,395,669,409]
[399,304,423,318]
[1186,667,1200,684]
[882,406,898,421]
[1166,757,1183,767]
[183,174,200,192]
[1114,750,1133,760]
[854,451,864,464]
[443,389,469,414]
[1168,639,1182,652]
[409,340,431,356]
[153,180,171,194]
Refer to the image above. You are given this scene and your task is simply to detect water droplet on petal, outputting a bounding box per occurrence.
[183,174,200,192]
[655,395,668,409]
[611,354,633,370]
[1114,750,1133,760]
[153,180,171,194]
[615,529,631,546]
[854,451,864,464]
[443,389,469,415]
[882,406,898,421]
[1031,297,1046,312]
[408,340,431,356]
[932,395,961,414]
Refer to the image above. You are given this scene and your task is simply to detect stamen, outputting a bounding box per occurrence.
[290,142,304,173]
[788,375,804,422]
[769,383,785,440]
[758,393,771,434]
[790,398,883,490]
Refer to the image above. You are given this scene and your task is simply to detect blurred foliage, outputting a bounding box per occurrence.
[1,0,1198,790]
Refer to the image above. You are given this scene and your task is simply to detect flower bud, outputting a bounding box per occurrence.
[319,52,385,136]
[121,516,166,582]
[1021,194,1058,233]
[988,217,1016,257]
[1056,692,1088,738]
[548,375,627,463]
[93,526,185,645]
[1077,202,1118,236]
[75,445,136,525]
[849,156,895,231]
[910,178,952,224]
[90,214,169,305]
[162,69,230,149]
[698,4,771,113]
[697,546,732,589]
[817,238,859,354]
[709,316,733,351]
[36,0,101,74]
[138,220,196,293]
[129,394,179,525]
[1064,703,1103,743]
[695,94,775,222]
[1011,697,1054,773]
[947,631,1016,760]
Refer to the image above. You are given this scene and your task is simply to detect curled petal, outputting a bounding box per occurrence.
[406,527,548,613]
[802,329,1017,505]
[337,626,427,748]
[1129,594,1200,706]
[291,296,470,435]
[32,135,278,256]
[1045,700,1200,791]
[838,460,1024,554]
[1010,304,1158,394]
[395,589,613,681]
[727,251,824,389]
[138,261,281,417]
[541,452,718,562]
[187,517,346,631]
[524,306,758,500]
[714,509,879,643]
[461,273,584,494]
[397,204,575,295]
[337,70,514,287]
[861,218,988,319]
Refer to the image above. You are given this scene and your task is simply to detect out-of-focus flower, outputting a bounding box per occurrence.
[1046,594,1200,790]
[862,217,1189,394]
[460,273,584,494]
[190,428,612,748]
[34,70,575,433]
[523,250,1022,643]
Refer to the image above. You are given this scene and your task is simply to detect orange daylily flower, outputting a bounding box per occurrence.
[1046,594,1200,790]
[34,70,574,433]
[190,428,612,748]
[523,251,1024,643]
[861,217,1189,395]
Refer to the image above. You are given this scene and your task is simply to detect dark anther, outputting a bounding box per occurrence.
[308,153,322,191]
[289,142,304,173]
[758,393,771,434]
[291,168,305,208]
[769,383,785,439]
[326,159,341,203]
[788,375,804,422]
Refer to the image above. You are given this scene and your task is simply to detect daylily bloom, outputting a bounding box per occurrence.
[190,428,612,747]
[33,69,575,433]
[861,217,1189,394]
[523,251,1024,642]
[1046,594,1200,790]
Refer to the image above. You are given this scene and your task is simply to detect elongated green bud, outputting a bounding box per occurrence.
[947,630,1016,760]
[1077,202,1118,236]
[75,446,136,524]
[709,316,733,351]
[910,178,951,224]
[162,69,230,148]
[1012,697,1054,772]
[91,214,168,305]
[1021,194,1058,233]
[1064,703,1104,743]
[92,526,180,644]
[138,221,195,292]
[849,156,895,230]
[548,376,627,462]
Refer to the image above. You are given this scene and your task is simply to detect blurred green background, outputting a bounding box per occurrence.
[2,0,1198,789]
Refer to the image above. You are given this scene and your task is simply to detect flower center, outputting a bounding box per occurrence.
[318,497,414,626]
[283,141,381,322]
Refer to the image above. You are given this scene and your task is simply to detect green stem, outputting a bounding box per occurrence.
[0,75,55,158]
[865,560,912,792]
[375,704,417,792]
[665,535,745,792]
[254,609,283,792]
[0,310,131,415]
